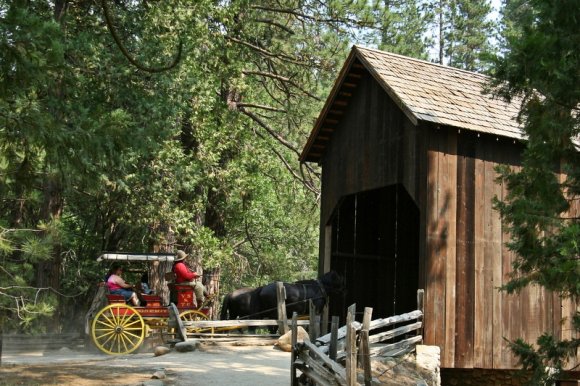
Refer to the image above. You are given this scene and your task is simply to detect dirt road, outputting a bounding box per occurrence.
[0,343,292,386]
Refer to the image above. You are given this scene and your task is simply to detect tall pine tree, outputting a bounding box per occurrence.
[432,0,496,71]
[378,0,432,59]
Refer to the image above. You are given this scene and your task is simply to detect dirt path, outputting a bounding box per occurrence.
[0,343,292,386]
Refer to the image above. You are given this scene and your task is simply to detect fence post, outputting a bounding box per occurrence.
[290,312,298,386]
[358,307,372,385]
[346,303,356,326]
[346,303,357,386]
[329,316,339,361]
[346,323,357,386]
[321,301,329,335]
[360,329,372,386]
[276,282,289,335]
[309,299,316,340]
[309,299,321,341]
[358,307,372,367]
[417,289,424,342]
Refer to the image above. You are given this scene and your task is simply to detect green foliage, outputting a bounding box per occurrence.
[490,0,580,382]
[432,0,497,71]
[377,0,433,59]
[0,0,507,334]
[0,0,380,331]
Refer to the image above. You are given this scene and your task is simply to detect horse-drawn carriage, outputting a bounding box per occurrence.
[88,253,212,355]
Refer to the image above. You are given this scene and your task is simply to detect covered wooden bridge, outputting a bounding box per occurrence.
[300,46,579,371]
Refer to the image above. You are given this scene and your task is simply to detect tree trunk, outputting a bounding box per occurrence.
[204,267,221,319]
[150,222,175,305]
[34,174,64,332]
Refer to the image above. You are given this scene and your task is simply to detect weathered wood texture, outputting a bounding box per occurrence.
[423,129,579,369]
[316,64,579,370]
[321,71,420,322]
[293,302,423,386]
[320,71,418,238]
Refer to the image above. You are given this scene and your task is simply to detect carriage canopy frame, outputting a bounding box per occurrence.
[97,252,176,262]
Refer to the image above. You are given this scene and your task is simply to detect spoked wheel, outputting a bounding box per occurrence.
[91,304,145,355]
[180,310,214,336]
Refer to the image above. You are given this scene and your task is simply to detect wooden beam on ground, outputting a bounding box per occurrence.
[368,310,423,331]
[374,335,423,357]
[302,341,347,384]
[294,363,339,386]
[368,322,423,344]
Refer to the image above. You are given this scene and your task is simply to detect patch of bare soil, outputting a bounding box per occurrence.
[1,342,291,386]
[0,361,160,386]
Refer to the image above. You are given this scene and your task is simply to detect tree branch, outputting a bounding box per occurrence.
[242,70,322,101]
[252,18,295,35]
[251,128,320,196]
[236,102,287,113]
[225,36,310,67]
[250,5,378,28]
[101,0,182,73]
[239,108,300,155]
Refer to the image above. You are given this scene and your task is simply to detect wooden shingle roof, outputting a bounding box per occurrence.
[300,46,523,163]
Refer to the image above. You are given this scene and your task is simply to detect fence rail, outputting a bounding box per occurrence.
[292,289,425,386]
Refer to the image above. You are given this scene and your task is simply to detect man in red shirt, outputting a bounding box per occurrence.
[173,250,206,305]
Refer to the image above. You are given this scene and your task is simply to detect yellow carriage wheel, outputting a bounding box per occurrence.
[91,304,145,355]
[179,310,214,336]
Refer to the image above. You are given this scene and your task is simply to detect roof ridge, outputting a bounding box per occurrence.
[352,45,491,80]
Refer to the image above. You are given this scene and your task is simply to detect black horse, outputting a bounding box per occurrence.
[220,271,343,321]
[219,287,256,320]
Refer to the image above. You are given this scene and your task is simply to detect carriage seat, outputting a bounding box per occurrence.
[106,294,126,304]
[167,284,197,308]
[141,294,162,307]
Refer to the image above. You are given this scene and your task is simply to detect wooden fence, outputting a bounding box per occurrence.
[171,281,311,341]
[292,289,425,386]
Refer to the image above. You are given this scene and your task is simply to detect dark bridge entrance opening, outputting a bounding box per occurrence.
[328,184,419,322]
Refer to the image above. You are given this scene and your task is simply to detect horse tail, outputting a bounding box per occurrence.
[220,293,231,320]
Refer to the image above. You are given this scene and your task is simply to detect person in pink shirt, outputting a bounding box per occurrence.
[105,263,140,306]
[172,250,206,305]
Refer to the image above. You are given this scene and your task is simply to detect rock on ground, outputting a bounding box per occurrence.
[154,346,171,356]
[174,340,199,352]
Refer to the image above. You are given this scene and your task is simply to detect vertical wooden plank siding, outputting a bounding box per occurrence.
[473,142,490,368]
[488,142,504,368]
[455,135,475,368]
[417,124,428,292]
[434,131,449,361]
[425,130,446,359]
[443,131,457,367]
[481,144,495,369]
[500,147,520,368]
[508,158,523,369]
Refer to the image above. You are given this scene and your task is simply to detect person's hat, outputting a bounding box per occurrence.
[175,250,188,262]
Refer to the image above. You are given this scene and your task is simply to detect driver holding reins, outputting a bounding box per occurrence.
[172,250,207,306]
